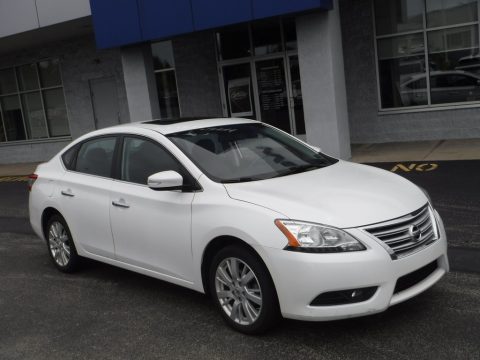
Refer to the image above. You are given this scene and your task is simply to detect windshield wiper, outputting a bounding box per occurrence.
[276,164,321,177]
[221,177,262,184]
[222,165,324,183]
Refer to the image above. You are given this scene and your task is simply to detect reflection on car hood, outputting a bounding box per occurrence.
[223,161,427,228]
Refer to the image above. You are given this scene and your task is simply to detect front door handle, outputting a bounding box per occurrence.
[112,199,130,208]
[61,190,75,197]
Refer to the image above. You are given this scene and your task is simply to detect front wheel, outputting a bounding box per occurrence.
[46,214,80,273]
[209,245,280,334]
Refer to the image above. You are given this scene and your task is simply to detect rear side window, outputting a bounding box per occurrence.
[75,137,117,177]
[61,145,78,170]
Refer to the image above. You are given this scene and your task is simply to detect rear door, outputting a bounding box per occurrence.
[58,136,117,258]
[109,135,196,281]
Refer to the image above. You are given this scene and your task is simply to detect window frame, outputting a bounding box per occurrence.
[372,0,480,113]
[0,57,71,144]
[60,133,202,191]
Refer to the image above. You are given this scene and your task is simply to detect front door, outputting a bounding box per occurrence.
[109,135,194,281]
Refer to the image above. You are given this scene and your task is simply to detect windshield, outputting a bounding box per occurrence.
[168,123,338,183]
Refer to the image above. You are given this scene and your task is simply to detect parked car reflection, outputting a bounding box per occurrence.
[455,54,480,74]
[400,70,480,106]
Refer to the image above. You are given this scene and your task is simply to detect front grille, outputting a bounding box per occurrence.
[364,204,438,259]
[394,260,438,293]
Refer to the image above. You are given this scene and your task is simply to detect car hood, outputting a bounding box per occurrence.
[223,161,427,228]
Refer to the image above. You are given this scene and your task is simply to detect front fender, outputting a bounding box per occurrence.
[190,190,287,293]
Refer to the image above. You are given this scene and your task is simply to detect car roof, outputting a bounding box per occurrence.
[108,117,259,135]
[402,70,480,85]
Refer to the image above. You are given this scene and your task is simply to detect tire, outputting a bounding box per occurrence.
[46,214,80,273]
[209,245,280,334]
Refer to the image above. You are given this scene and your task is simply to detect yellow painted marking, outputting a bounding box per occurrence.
[390,163,439,173]
[390,163,416,172]
[0,176,29,182]
[415,163,438,172]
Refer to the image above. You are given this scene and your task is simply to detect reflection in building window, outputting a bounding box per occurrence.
[374,0,480,109]
[0,59,70,142]
[151,41,181,119]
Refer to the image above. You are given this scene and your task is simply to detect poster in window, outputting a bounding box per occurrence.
[227,78,253,117]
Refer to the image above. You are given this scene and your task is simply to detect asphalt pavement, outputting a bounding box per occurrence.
[0,160,479,359]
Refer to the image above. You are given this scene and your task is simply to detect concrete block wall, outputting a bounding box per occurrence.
[172,31,223,118]
[339,0,480,143]
[0,0,91,38]
[0,35,129,164]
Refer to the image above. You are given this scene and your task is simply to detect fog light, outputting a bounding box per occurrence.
[310,286,378,306]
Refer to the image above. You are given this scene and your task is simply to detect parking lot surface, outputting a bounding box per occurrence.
[0,160,479,359]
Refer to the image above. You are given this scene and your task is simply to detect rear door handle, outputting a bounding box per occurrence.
[112,199,130,208]
[61,190,75,197]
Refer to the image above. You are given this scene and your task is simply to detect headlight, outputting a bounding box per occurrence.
[274,219,366,253]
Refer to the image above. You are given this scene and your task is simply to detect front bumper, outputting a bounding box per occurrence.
[260,210,449,321]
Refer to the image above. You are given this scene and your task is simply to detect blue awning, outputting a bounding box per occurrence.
[90,0,333,48]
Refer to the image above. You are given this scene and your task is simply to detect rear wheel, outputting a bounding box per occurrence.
[209,245,279,334]
[46,214,80,273]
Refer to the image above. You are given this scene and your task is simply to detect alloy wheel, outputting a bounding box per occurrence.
[214,257,263,325]
[48,221,71,267]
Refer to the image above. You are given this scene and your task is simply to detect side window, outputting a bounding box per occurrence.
[75,137,116,177]
[121,137,182,185]
[61,145,78,170]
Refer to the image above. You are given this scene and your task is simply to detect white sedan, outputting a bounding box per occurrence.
[29,118,448,334]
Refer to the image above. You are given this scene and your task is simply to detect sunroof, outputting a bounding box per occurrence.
[143,117,221,125]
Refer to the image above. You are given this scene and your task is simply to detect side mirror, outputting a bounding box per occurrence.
[311,146,322,153]
[147,170,184,191]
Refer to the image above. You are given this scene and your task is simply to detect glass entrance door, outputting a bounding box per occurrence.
[220,56,306,137]
[254,57,291,133]
[216,19,306,137]
[222,63,257,119]
[287,55,306,137]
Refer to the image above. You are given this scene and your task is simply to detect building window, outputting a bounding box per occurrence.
[151,41,181,119]
[0,59,70,142]
[374,0,480,110]
[215,19,297,61]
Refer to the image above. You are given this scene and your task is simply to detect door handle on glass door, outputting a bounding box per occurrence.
[61,190,75,197]
[112,199,130,208]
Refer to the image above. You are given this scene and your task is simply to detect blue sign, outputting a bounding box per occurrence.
[90,0,333,48]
